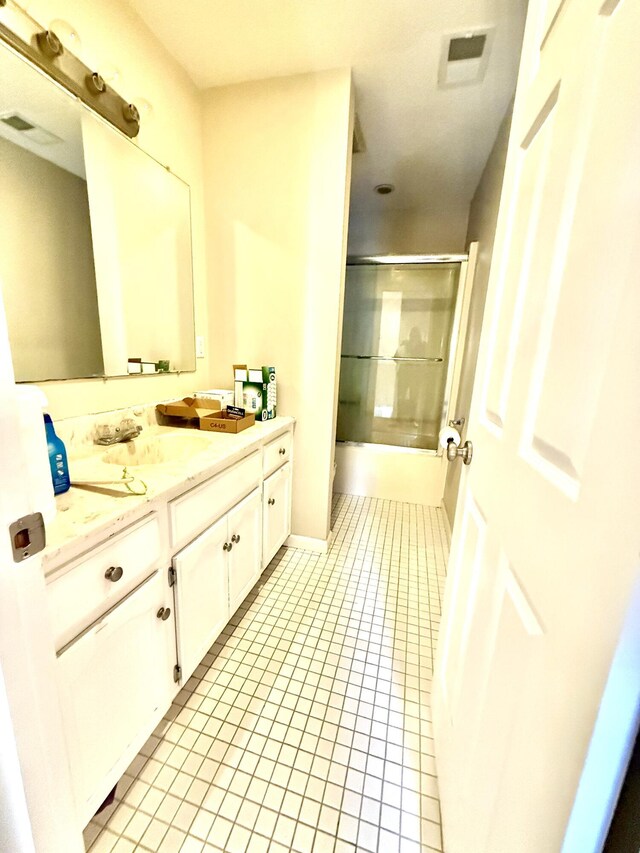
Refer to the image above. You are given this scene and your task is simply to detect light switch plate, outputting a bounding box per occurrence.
[196,336,205,359]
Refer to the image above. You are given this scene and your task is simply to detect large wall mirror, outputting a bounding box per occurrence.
[0,41,196,382]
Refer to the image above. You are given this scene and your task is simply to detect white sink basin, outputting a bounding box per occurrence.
[102,431,212,467]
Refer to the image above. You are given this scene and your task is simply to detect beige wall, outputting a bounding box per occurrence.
[202,70,354,542]
[347,206,468,256]
[10,0,209,419]
[443,104,513,529]
[0,137,103,382]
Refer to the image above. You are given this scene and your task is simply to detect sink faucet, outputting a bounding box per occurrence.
[95,418,143,445]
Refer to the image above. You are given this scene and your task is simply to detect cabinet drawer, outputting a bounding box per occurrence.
[47,514,162,651]
[263,430,292,477]
[169,451,261,550]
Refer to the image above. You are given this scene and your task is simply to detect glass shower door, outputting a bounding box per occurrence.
[337,262,461,451]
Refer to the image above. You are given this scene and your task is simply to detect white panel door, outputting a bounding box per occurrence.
[263,464,292,568]
[433,1,640,851]
[57,570,175,826]
[173,513,229,683]
[0,285,81,849]
[228,488,263,615]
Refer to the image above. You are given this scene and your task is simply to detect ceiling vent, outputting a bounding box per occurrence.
[438,28,494,88]
[0,112,62,145]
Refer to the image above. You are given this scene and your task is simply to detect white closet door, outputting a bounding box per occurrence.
[173,514,229,683]
[228,488,263,615]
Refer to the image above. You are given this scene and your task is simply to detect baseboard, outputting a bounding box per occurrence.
[440,501,452,545]
[286,530,334,554]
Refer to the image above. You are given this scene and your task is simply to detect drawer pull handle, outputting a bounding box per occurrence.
[223,542,233,552]
[156,607,171,621]
[279,447,286,455]
[268,498,276,506]
[105,566,123,582]
[231,534,241,544]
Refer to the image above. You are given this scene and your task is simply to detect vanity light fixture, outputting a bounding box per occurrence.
[86,71,107,96]
[123,102,140,125]
[35,29,63,58]
[0,4,141,138]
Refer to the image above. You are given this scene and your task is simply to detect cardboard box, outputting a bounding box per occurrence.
[156,396,222,425]
[156,398,255,433]
[232,365,277,421]
[195,389,234,409]
[199,410,255,434]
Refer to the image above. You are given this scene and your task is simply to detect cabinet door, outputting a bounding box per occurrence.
[57,570,175,826]
[173,513,229,684]
[263,463,292,569]
[227,488,263,615]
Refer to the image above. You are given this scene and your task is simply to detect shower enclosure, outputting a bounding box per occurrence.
[337,255,467,453]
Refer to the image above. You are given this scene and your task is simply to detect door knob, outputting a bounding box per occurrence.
[446,440,473,466]
[105,565,123,582]
[157,607,171,621]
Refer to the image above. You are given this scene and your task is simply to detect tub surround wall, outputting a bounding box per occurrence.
[9,0,210,420]
[202,69,354,545]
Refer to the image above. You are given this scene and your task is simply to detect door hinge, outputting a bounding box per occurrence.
[173,664,181,683]
[168,566,177,587]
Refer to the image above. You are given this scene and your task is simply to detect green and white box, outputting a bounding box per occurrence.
[233,365,276,420]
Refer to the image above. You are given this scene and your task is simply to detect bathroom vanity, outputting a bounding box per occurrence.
[41,416,294,830]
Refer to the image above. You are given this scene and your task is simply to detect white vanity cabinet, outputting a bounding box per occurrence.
[172,486,262,685]
[263,462,292,567]
[172,513,229,684]
[45,419,294,832]
[57,569,176,828]
[228,487,263,614]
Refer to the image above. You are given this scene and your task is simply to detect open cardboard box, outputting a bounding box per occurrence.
[199,410,255,434]
[156,397,254,433]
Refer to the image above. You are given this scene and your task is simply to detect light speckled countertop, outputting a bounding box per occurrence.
[43,416,294,576]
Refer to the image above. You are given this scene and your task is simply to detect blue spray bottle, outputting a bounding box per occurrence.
[44,414,71,495]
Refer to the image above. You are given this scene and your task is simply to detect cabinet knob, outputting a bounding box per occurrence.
[223,542,233,551]
[156,607,171,621]
[268,497,276,506]
[279,447,286,455]
[231,534,241,544]
[105,565,123,582]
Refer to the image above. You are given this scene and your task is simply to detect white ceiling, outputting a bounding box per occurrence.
[128,0,527,221]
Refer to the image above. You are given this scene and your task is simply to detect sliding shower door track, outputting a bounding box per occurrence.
[336,440,440,456]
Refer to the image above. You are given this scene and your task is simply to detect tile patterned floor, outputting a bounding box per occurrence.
[84,494,449,853]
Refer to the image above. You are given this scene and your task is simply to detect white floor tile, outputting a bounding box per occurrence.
[87,495,448,853]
